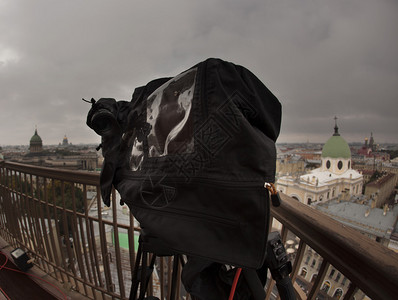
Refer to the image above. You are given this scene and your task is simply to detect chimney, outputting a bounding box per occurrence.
[383,204,388,216]
[371,199,376,209]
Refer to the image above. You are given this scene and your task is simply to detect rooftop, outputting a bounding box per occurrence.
[315,200,398,239]
[300,168,362,186]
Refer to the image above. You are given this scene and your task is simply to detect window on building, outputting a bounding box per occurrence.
[332,188,335,197]
[341,277,347,285]
[321,281,331,293]
[311,259,316,268]
[338,161,343,170]
[327,191,330,199]
[329,268,336,278]
[326,160,331,169]
[333,288,344,299]
[307,198,312,205]
[336,272,341,282]
[348,161,351,169]
[305,255,311,264]
[300,267,308,278]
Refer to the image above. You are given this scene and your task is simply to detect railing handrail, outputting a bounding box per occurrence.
[272,193,398,300]
[2,161,99,185]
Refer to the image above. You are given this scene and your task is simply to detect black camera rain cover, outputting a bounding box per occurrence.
[90,58,281,269]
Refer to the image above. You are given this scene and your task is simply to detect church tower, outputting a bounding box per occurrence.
[369,132,375,151]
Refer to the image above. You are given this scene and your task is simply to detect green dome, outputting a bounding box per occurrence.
[30,129,42,144]
[322,135,351,159]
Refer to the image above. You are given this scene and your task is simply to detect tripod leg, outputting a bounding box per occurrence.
[137,252,159,300]
[138,251,148,300]
[143,254,157,299]
[169,255,179,300]
[130,242,143,300]
[242,269,266,300]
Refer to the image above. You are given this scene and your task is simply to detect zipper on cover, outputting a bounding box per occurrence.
[123,171,268,189]
[265,182,281,207]
[133,202,239,228]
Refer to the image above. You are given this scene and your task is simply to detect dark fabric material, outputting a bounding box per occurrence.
[87,58,281,269]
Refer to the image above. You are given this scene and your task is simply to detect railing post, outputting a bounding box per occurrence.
[96,186,114,295]
[307,259,330,300]
[343,283,358,300]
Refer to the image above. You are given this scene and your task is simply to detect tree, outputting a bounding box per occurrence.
[38,180,85,236]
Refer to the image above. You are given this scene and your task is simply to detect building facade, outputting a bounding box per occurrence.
[277,122,363,205]
[364,173,397,208]
[276,121,367,299]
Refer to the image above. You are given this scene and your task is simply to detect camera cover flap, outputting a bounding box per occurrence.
[87,58,281,269]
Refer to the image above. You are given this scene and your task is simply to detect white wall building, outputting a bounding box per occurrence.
[277,121,363,205]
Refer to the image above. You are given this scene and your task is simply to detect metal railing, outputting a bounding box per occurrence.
[0,161,152,300]
[269,193,398,300]
[1,160,398,300]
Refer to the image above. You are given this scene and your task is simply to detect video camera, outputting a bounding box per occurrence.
[86,58,295,300]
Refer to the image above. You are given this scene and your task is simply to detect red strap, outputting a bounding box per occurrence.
[228,267,242,300]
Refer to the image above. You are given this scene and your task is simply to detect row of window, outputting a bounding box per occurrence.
[307,188,337,204]
[300,267,347,299]
[329,268,347,285]
[321,281,344,299]
[303,260,348,285]
[326,160,351,170]
[306,181,361,205]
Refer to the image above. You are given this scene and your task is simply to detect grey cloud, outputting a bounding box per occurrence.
[0,0,397,146]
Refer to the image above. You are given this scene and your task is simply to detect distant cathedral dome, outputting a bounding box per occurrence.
[30,128,43,153]
[321,118,351,175]
[321,135,351,159]
[321,120,351,159]
[62,135,69,146]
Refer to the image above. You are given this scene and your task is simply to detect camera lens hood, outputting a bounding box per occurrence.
[90,109,120,137]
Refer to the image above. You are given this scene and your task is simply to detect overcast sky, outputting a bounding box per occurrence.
[1,0,397,147]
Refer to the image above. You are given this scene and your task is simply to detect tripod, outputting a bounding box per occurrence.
[129,231,296,300]
[129,233,184,300]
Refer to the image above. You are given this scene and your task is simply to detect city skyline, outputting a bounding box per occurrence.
[1,0,397,146]
[1,127,394,148]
